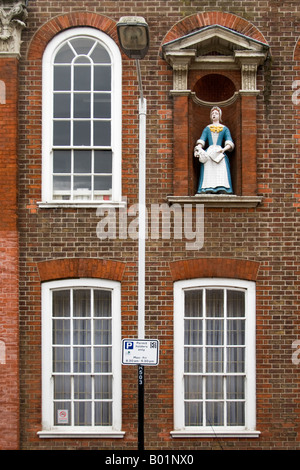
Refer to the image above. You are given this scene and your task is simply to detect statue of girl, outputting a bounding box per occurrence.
[194,106,234,194]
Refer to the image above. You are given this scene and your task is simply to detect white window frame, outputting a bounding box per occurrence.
[38,278,124,439]
[41,27,123,207]
[172,278,260,438]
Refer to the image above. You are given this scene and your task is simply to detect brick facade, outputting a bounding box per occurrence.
[0,0,299,451]
[0,56,19,450]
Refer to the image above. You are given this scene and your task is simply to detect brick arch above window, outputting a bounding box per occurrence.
[37,258,126,282]
[169,258,260,282]
[27,12,119,61]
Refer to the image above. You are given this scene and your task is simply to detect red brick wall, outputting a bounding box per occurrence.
[0,58,19,450]
[13,1,300,450]
[294,38,300,211]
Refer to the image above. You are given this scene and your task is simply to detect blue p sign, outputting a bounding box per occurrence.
[125,341,134,350]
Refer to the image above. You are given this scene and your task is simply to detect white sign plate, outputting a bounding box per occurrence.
[122,339,159,365]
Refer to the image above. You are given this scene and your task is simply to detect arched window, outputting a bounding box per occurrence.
[42,28,122,205]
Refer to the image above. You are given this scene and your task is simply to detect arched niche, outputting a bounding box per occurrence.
[189,72,241,194]
[161,17,269,203]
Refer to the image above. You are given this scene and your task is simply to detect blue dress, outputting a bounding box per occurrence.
[196,125,234,194]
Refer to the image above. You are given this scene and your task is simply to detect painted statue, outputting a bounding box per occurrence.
[194,106,234,194]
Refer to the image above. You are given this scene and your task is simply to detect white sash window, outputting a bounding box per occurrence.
[39,279,123,438]
[172,279,259,438]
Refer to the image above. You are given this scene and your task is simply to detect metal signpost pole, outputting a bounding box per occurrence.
[117,17,149,453]
[137,59,146,453]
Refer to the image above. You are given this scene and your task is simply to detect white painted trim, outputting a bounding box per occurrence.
[171,430,260,438]
[42,27,122,204]
[38,430,125,439]
[173,278,257,435]
[40,278,122,437]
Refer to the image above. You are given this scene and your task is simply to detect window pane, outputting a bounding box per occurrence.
[94,290,111,316]
[185,290,202,317]
[73,290,90,317]
[227,402,244,426]
[227,290,245,317]
[73,121,91,146]
[53,290,70,317]
[74,401,92,426]
[206,402,224,426]
[227,347,245,373]
[206,319,223,345]
[227,319,245,345]
[74,150,91,173]
[94,319,112,345]
[73,319,91,345]
[53,175,71,192]
[53,151,71,173]
[54,66,71,90]
[74,176,92,191]
[74,93,91,118]
[74,375,92,399]
[54,93,70,118]
[95,375,112,399]
[54,402,71,426]
[91,44,111,64]
[53,121,70,146]
[94,151,112,174]
[54,375,71,399]
[94,347,112,373]
[53,347,70,372]
[94,66,111,91]
[185,402,202,426]
[206,376,223,400]
[73,347,91,373]
[227,376,245,400]
[184,347,203,373]
[206,289,224,317]
[94,176,112,191]
[93,121,111,146]
[55,43,75,63]
[184,319,202,345]
[95,402,112,426]
[206,347,223,373]
[71,38,95,55]
[74,65,91,91]
[184,376,202,399]
[94,93,111,118]
[53,319,70,344]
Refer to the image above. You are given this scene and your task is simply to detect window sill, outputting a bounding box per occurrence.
[170,430,261,439]
[38,200,127,209]
[37,430,126,439]
[167,195,262,208]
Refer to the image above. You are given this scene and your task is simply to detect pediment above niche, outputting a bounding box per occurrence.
[162,25,269,94]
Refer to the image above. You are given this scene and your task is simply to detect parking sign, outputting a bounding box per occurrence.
[122,339,159,365]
